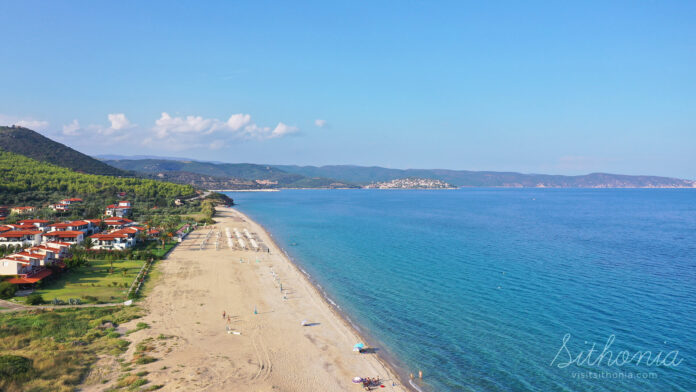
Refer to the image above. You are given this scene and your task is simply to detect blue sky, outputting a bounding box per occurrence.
[1,1,694,178]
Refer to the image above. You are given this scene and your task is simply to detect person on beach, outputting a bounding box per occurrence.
[222,311,226,319]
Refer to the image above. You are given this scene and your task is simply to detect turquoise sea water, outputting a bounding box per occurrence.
[225,189,696,391]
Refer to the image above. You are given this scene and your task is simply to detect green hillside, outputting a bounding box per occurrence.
[105,159,357,188]
[0,150,195,205]
[0,126,129,176]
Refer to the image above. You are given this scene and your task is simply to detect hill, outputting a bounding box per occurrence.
[274,165,696,188]
[0,126,129,176]
[0,149,195,205]
[104,159,357,188]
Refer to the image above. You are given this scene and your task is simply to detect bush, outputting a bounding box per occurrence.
[0,354,33,381]
[0,281,17,299]
[26,293,45,305]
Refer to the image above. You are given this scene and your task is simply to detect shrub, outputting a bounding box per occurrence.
[0,355,33,381]
[26,293,45,305]
[0,281,17,299]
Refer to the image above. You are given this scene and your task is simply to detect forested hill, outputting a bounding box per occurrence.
[274,165,696,188]
[104,159,357,188]
[0,126,129,176]
[0,150,195,205]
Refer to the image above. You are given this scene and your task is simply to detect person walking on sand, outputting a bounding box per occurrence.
[222,311,226,319]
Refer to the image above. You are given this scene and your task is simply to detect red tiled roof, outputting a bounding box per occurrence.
[91,233,128,240]
[28,245,56,252]
[0,230,42,237]
[18,219,50,224]
[15,252,47,260]
[7,269,52,284]
[44,230,84,238]
[9,224,37,230]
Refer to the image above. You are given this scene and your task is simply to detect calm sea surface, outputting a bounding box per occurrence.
[224,189,696,391]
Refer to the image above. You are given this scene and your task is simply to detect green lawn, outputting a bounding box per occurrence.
[132,240,177,259]
[32,258,146,304]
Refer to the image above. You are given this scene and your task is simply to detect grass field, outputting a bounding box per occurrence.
[31,258,146,304]
[0,306,144,392]
[23,240,178,305]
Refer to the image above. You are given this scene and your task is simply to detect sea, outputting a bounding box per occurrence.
[224,189,696,392]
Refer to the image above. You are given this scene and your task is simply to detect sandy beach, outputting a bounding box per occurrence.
[114,206,409,391]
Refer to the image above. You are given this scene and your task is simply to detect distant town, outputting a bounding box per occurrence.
[364,178,456,189]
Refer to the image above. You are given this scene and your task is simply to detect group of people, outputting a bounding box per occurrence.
[361,376,381,390]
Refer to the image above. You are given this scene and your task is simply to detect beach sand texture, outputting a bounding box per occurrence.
[118,206,408,391]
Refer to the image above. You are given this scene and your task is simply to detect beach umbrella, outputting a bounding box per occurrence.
[352,377,363,383]
[353,343,365,351]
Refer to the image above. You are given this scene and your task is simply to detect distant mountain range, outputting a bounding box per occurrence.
[275,165,696,188]
[104,157,696,189]
[2,128,693,189]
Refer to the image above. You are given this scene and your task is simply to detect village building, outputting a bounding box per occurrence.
[49,203,70,212]
[10,206,36,215]
[0,255,40,276]
[18,219,52,231]
[48,220,100,235]
[0,230,43,247]
[105,201,132,217]
[103,217,135,230]
[59,198,83,205]
[42,230,84,245]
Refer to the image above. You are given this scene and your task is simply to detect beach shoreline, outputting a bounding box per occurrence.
[112,206,415,391]
[242,207,424,392]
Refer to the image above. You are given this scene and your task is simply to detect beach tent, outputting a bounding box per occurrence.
[353,343,365,352]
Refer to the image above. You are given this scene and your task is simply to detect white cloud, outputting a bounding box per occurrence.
[0,114,49,130]
[152,112,295,142]
[270,122,299,138]
[107,113,133,130]
[315,119,327,128]
[62,119,81,136]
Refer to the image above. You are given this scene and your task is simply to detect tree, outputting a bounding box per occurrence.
[0,282,17,299]
[83,237,94,250]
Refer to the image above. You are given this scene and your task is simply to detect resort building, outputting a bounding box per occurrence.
[10,250,55,267]
[18,219,52,231]
[0,230,43,247]
[89,232,134,250]
[0,255,40,276]
[10,206,36,215]
[26,246,59,262]
[59,198,83,205]
[48,220,101,235]
[103,217,135,230]
[49,203,70,212]
[105,201,132,217]
[42,230,84,245]
[44,242,71,259]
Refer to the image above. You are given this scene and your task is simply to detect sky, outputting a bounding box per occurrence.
[1,1,695,179]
